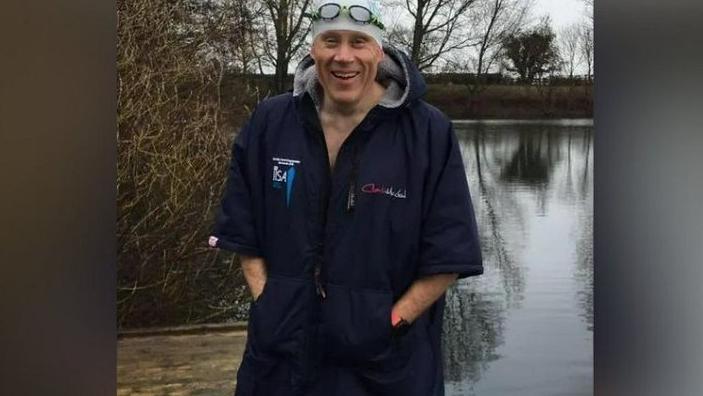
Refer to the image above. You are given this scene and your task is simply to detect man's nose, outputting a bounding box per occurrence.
[332,43,354,63]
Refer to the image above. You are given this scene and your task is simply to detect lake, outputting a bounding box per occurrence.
[443,120,593,396]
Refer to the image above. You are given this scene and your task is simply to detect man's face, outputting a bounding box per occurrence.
[310,30,384,107]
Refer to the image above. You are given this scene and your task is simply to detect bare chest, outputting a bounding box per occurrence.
[321,124,355,170]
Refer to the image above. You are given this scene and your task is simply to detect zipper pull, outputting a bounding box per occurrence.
[314,264,326,299]
[347,144,360,213]
[346,182,356,212]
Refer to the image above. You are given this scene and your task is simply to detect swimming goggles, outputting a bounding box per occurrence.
[306,3,385,31]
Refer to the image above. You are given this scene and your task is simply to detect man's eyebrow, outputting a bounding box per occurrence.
[351,34,369,41]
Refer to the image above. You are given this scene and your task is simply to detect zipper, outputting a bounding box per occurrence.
[346,144,360,212]
[313,127,331,299]
[304,96,377,300]
[312,122,365,299]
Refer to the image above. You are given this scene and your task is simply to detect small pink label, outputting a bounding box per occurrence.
[208,236,218,248]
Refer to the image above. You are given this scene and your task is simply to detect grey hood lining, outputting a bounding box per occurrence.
[292,45,412,110]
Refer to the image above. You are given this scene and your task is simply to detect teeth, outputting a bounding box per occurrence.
[332,71,359,79]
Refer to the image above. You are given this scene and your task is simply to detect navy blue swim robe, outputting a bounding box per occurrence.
[209,46,483,396]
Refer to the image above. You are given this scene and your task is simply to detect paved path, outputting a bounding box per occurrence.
[118,328,247,396]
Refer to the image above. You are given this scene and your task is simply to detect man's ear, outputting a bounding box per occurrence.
[375,45,384,61]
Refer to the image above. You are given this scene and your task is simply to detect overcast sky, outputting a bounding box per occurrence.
[288,0,594,74]
[532,0,590,29]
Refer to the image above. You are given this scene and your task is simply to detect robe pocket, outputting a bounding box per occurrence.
[320,283,394,365]
[356,323,431,396]
[248,276,311,357]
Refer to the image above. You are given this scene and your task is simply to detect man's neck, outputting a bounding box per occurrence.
[320,81,386,121]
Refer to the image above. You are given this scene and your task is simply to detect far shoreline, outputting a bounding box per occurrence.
[426,83,593,120]
[452,118,593,126]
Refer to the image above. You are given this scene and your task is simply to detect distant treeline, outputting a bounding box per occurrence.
[216,73,594,120]
[222,72,593,95]
[426,84,593,119]
[423,73,593,86]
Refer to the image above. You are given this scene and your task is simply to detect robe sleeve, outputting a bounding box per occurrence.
[416,121,483,279]
[207,110,262,257]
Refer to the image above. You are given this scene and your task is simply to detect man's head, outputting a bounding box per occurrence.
[309,0,385,108]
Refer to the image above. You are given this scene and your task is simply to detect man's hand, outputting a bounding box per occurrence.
[391,273,459,325]
[240,255,267,301]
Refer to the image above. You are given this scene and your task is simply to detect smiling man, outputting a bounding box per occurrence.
[209,0,483,395]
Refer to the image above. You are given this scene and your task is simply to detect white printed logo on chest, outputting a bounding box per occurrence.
[272,157,301,207]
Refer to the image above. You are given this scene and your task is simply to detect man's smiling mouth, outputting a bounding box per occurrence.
[331,71,360,80]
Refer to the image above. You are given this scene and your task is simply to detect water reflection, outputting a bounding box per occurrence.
[572,131,594,331]
[501,132,557,185]
[443,122,593,395]
[443,286,505,385]
[466,125,526,307]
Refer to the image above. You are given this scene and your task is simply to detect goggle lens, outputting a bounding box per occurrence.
[348,6,372,23]
[311,3,384,30]
[319,4,340,19]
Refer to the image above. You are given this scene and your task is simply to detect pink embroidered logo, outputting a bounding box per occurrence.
[361,183,407,199]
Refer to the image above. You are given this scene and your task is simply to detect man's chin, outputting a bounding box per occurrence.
[326,91,362,107]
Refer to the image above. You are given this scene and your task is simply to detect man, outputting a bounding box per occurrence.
[208,0,483,394]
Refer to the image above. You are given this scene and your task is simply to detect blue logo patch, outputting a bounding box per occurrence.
[272,157,300,207]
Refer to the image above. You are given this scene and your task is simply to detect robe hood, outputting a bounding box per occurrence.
[292,45,427,111]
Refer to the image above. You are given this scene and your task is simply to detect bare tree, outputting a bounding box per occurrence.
[391,0,480,71]
[257,0,313,92]
[227,0,267,73]
[583,0,593,22]
[188,0,259,73]
[579,22,593,81]
[473,0,532,79]
[559,22,581,79]
[118,0,258,328]
[501,17,561,84]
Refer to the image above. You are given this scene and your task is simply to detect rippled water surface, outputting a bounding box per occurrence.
[443,120,593,396]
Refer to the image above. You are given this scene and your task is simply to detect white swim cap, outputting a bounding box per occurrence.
[310,0,384,49]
